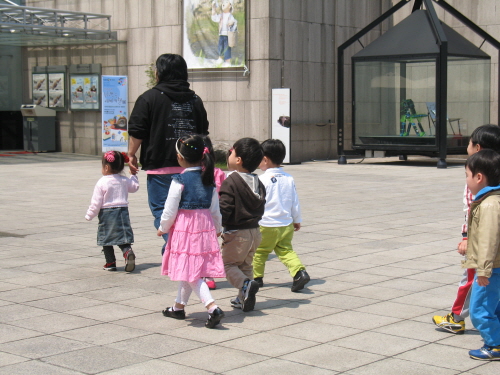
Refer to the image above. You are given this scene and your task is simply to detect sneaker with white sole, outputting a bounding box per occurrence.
[241,279,259,312]
[230,297,242,309]
[123,249,135,272]
[103,262,117,271]
[432,313,465,334]
[469,345,500,360]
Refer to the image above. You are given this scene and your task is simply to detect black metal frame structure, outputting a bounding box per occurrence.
[337,0,500,168]
[0,3,122,46]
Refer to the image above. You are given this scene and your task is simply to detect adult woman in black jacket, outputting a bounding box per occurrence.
[128,54,209,250]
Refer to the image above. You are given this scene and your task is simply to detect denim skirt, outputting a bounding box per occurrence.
[97,207,134,246]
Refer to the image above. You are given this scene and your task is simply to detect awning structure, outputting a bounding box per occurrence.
[0,3,125,46]
[353,10,490,61]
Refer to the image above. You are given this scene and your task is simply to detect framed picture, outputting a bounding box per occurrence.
[32,73,48,107]
[70,74,100,111]
[183,0,246,69]
[32,66,67,110]
[48,73,65,108]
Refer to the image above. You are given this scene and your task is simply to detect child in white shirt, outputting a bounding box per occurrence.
[253,139,310,292]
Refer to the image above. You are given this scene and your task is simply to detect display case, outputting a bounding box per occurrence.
[353,58,490,153]
[337,0,500,168]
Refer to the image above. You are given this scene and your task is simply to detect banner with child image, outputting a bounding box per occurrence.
[183,0,246,69]
[101,76,128,153]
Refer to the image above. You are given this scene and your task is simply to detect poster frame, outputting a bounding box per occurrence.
[182,0,247,71]
[271,88,292,164]
[31,65,67,111]
[101,75,129,153]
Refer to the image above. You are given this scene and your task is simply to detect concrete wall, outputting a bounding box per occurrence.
[19,0,422,160]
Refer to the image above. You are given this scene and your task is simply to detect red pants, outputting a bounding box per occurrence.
[451,268,475,319]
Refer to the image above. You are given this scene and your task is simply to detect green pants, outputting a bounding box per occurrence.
[253,224,305,278]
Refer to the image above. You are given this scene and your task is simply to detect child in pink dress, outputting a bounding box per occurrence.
[157,134,225,328]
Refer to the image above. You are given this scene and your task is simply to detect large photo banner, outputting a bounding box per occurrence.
[101,76,128,152]
[183,0,246,69]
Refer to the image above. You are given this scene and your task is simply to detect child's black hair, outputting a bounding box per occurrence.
[102,151,126,174]
[470,124,500,154]
[261,139,286,166]
[233,137,264,173]
[177,134,215,186]
[466,149,500,187]
[202,135,215,154]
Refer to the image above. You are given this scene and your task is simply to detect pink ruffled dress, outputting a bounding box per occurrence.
[160,169,225,282]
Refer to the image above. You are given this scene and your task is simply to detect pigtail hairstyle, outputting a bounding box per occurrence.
[102,150,127,174]
[177,134,215,186]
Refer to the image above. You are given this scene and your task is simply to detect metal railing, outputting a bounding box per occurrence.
[0,3,115,40]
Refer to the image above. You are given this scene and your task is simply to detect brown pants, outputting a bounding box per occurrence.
[221,228,262,294]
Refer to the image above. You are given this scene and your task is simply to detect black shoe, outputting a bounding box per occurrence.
[254,277,264,288]
[162,307,186,320]
[242,280,259,312]
[205,307,225,328]
[291,270,310,292]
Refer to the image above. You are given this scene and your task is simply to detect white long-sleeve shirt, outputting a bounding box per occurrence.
[258,167,301,227]
[85,174,139,221]
[158,167,222,234]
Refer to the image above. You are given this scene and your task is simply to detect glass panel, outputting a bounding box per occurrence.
[447,59,490,139]
[354,60,436,147]
[353,58,491,150]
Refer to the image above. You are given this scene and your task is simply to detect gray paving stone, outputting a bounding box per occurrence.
[167,346,269,373]
[99,359,212,374]
[41,346,150,374]
[1,153,486,374]
[344,358,459,375]
[105,333,205,358]
[279,343,385,372]
[0,335,91,359]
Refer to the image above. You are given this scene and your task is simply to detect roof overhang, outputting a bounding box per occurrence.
[352,10,490,61]
[0,3,125,47]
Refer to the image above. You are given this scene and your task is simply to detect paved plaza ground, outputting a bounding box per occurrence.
[0,152,498,374]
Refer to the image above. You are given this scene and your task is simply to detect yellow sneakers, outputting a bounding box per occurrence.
[432,313,465,334]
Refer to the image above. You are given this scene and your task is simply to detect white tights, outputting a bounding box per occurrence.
[175,279,214,307]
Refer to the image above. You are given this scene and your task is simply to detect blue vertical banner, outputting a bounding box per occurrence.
[101,76,128,152]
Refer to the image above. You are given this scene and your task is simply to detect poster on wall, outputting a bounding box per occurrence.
[183,0,246,69]
[101,75,128,152]
[48,73,65,108]
[70,74,100,110]
[32,73,48,107]
[271,88,291,164]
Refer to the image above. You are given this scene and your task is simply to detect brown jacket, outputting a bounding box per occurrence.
[219,172,266,231]
[463,189,500,277]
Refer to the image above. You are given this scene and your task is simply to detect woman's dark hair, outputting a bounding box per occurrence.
[233,137,264,173]
[156,54,188,83]
[177,134,215,186]
[102,151,126,174]
[470,124,500,154]
[261,139,286,165]
[466,149,500,187]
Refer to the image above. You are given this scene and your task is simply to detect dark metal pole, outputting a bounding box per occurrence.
[337,48,346,163]
[424,0,448,168]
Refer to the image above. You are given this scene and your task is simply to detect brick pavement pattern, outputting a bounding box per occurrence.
[0,153,498,374]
